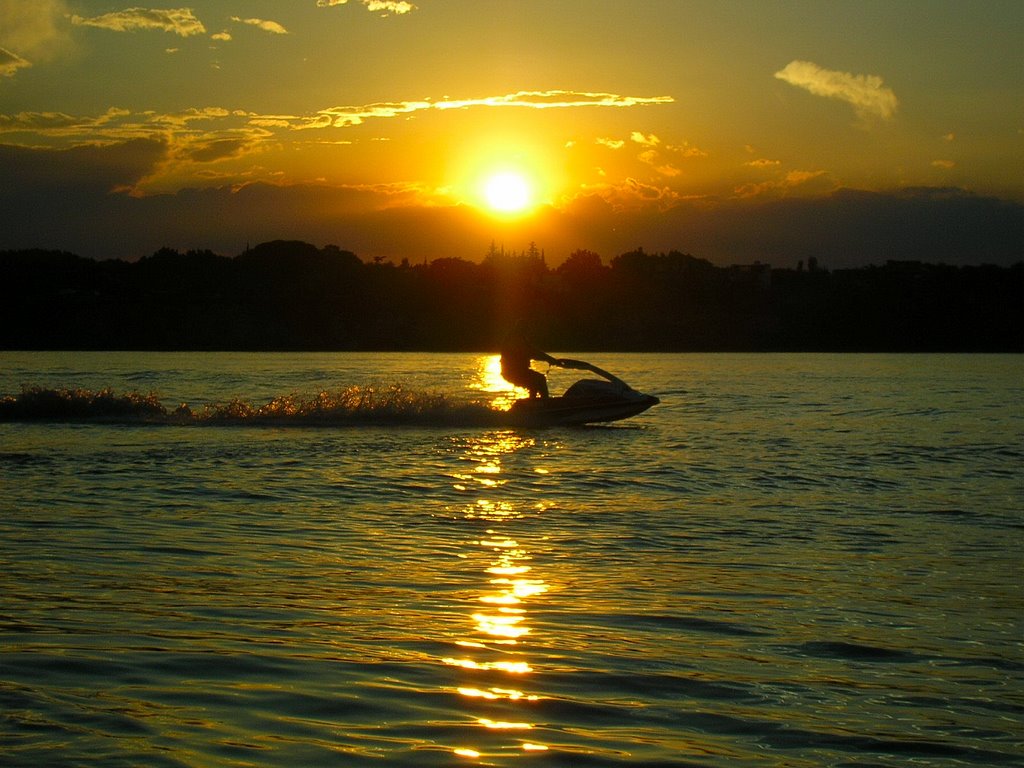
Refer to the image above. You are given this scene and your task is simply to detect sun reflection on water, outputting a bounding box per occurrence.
[470,354,518,410]
[441,429,554,760]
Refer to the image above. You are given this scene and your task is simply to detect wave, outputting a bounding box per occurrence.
[0,385,507,427]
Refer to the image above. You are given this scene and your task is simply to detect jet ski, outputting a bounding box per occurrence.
[505,358,659,426]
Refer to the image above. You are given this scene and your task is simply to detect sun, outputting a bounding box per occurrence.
[482,171,533,214]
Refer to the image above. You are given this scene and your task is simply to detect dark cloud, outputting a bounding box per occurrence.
[690,188,1024,268]
[1,141,1020,266]
[1,138,167,195]
[186,137,253,163]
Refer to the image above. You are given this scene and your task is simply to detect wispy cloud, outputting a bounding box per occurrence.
[745,158,780,168]
[1,89,671,140]
[0,90,675,194]
[307,90,674,128]
[231,17,288,35]
[0,92,673,141]
[774,60,897,120]
[70,7,207,37]
[316,0,417,15]
[596,137,625,150]
[0,46,30,77]
[0,107,135,136]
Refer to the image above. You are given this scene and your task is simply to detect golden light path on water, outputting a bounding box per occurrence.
[440,381,554,759]
[470,354,529,411]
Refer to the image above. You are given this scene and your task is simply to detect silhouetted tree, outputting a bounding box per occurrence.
[1,243,1020,351]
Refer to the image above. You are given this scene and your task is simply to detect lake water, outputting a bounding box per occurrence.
[1,352,1022,767]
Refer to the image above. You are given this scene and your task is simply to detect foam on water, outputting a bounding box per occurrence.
[0,384,504,427]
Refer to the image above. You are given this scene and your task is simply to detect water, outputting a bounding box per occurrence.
[1,352,1021,767]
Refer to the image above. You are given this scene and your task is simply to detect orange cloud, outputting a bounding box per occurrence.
[634,135,705,176]
[631,131,660,146]
[734,169,829,198]
[308,91,674,128]
[584,177,682,210]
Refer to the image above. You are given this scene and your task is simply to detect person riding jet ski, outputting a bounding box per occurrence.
[499,324,568,398]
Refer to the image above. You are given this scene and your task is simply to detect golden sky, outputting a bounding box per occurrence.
[1,1,1021,264]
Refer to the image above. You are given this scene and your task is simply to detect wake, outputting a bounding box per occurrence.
[0,385,507,427]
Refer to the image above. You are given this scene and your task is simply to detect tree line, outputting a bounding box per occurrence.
[1,240,1020,351]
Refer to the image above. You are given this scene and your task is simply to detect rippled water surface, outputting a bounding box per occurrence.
[1,353,1022,767]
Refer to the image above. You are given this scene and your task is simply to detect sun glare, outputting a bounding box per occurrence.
[483,171,532,214]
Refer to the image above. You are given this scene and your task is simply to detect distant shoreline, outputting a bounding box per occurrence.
[3,242,1021,353]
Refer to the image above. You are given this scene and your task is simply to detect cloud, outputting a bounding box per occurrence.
[0,0,70,73]
[211,31,231,41]
[734,169,829,199]
[596,137,624,150]
[745,158,780,168]
[589,178,682,210]
[0,107,271,189]
[631,132,659,147]
[150,106,233,127]
[316,0,417,15]
[785,170,827,185]
[186,137,257,163]
[230,17,288,34]
[774,60,898,119]
[364,0,416,14]
[0,107,140,138]
[633,134,704,177]
[70,7,207,37]
[636,148,681,178]
[1,91,673,144]
[0,46,30,77]
[0,91,675,192]
[0,0,67,49]
[0,138,168,196]
[307,90,674,128]
[931,159,956,169]
[637,149,658,166]
[669,141,707,159]
[0,110,77,131]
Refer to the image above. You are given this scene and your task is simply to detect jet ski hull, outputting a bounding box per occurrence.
[499,359,660,426]
[505,391,660,427]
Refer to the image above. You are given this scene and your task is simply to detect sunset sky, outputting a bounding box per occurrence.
[1,1,1021,266]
